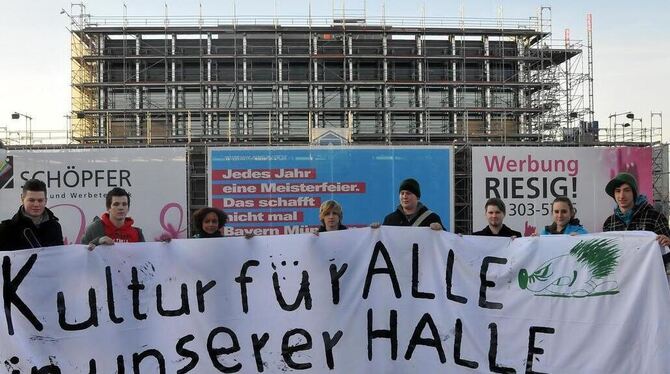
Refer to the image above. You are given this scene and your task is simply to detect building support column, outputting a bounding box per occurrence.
[135,34,142,138]
[207,32,213,136]
[450,35,458,134]
[277,34,284,137]
[171,33,177,136]
[484,35,492,135]
[347,35,354,133]
[416,35,424,135]
[98,35,106,140]
[517,37,528,133]
[242,34,248,135]
[312,35,319,128]
[382,33,390,141]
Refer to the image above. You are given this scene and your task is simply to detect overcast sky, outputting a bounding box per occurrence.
[0,0,667,142]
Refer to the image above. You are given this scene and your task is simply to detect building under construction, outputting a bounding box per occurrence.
[69,6,593,145]
[58,5,667,234]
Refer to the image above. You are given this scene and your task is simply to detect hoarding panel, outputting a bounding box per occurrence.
[471,146,653,235]
[208,146,454,234]
[0,148,187,244]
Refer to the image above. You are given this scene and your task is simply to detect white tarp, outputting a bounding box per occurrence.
[0,148,188,243]
[0,228,668,373]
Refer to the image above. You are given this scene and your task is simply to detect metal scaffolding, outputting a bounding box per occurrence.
[53,5,668,227]
[64,5,613,146]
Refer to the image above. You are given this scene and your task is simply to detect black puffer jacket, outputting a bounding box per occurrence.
[472,224,522,237]
[382,203,443,228]
[0,207,64,251]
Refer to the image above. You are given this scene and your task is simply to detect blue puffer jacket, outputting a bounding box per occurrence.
[541,221,588,235]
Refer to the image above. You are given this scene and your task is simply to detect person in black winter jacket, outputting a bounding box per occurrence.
[381,178,443,230]
[472,198,522,237]
[0,179,63,251]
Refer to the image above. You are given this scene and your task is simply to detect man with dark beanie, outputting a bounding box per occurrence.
[381,178,443,230]
[602,172,670,249]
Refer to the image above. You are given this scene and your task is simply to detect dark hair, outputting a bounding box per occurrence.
[551,196,577,220]
[484,198,506,214]
[22,179,47,195]
[545,196,581,234]
[192,207,228,234]
[106,187,131,209]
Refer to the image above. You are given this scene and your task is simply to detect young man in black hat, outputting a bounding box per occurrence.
[381,178,443,230]
[472,197,522,237]
[602,172,670,248]
[0,179,64,250]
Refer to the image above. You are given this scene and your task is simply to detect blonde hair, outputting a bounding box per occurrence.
[319,200,343,222]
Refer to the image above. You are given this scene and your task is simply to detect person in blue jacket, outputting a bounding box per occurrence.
[541,196,588,235]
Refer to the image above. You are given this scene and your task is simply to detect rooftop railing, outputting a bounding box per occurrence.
[80,15,542,31]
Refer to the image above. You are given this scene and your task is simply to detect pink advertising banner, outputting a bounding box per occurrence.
[0,148,187,244]
[471,147,653,235]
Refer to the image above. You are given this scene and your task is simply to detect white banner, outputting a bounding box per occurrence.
[471,146,653,235]
[0,148,187,243]
[1,229,668,373]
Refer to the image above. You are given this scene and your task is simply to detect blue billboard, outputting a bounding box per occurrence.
[208,146,454,235]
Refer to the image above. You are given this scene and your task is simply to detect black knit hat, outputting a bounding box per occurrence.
[605,172,638,198]
[399,178,421,198]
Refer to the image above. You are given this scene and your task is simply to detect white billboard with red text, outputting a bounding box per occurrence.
[471,147,653,235]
